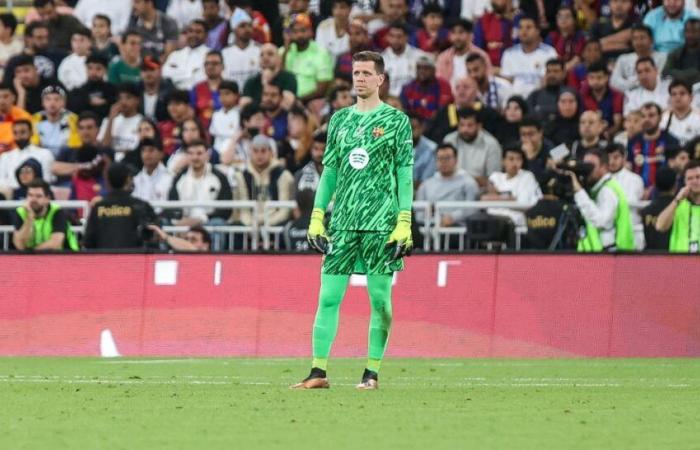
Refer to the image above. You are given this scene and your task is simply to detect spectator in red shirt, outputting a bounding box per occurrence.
[334,19,374,84]
[414,2,450,55]
[566,39,604,91]
[190,50,224,130]
[580,60,624,139]
[473,0,515,69]
[158,90,193,156]
[373,0,414,50]
[400,55,453,121]
[545,6,586,72]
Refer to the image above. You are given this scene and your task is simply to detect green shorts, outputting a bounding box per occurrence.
[321,230,404,275]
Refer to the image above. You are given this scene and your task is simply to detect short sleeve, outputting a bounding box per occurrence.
[321,112,340,168]
[51,209,67,235]
[394,112,414,168]
[12,212,24,230]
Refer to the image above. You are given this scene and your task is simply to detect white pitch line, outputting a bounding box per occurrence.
[0,375,693,389]
[100,359,211,364]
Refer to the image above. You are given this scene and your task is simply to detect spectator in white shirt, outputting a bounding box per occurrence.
[382,21,429,97]
[614,109,643,147]
[466,53,512,112]
[623,57,671,115]
[168,139,233,227]
[73,0,132,35]
[482,145,542,227]
[166,0,203,30]
[57,29,92,91]
[661,78,700,145]
[222,8,260,90]
[162,20,210,91]
[315,0,351,61]
[209,80,241,153]
[98,83,143,161]
[132,138,172,204]
[606,142,646,249]
[0,119,54,190]
[460,0,491,20]
[611,24,668,93]
[500,15,558,98]
[220,103,266,171]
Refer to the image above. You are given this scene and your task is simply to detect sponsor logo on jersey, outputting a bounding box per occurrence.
[349,148,370,169]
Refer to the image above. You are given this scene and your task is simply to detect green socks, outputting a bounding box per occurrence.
[310,273,393,374]
[312,274,349,363]
[367,274,393,368]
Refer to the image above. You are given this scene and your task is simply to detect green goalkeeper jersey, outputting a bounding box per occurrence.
[323,102,413,232]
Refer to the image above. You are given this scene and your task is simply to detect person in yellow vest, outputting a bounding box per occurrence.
[566,149,636,252]
[655,159,700,253]
[29,85,81,158]
[12,178,78,251]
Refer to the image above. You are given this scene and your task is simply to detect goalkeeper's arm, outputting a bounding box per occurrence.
[386,166,414,260]
[307,167,338,253]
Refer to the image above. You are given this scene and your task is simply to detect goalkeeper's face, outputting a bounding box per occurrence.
[352,61,384,99]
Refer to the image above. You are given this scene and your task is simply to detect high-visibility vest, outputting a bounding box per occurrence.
[16,203,79,251]
[669,199,700,253]
[577,178,635,252]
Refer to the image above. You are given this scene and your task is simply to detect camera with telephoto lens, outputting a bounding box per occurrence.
[552,158,595,202]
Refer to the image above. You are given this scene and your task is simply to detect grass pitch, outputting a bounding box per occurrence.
[0,358,698,449]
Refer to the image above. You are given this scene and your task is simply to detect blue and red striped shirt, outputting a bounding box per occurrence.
[400,77,454,121]
[627,131,680,187]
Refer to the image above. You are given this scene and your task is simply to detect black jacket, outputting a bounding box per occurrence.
[83,190,156,249]
[68,80,117,121]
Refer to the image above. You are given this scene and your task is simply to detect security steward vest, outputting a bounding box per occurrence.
[16,203,79,251]
[669,199,700,253]
[577,178,635,252]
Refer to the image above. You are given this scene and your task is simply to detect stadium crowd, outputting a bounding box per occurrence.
[0,0,699,252]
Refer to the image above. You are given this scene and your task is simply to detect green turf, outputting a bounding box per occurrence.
[0,358,699,449]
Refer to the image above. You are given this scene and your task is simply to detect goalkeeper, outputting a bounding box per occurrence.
[292,51,414,390]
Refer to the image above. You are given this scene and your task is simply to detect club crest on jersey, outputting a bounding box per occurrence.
[372,127,384,138]
[349,148,370,169]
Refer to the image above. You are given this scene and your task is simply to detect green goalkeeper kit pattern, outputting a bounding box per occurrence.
[322,102,414,232]
[321,102,413,275]
[322,230,403,275]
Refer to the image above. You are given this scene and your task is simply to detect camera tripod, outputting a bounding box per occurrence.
[548,202,583,250]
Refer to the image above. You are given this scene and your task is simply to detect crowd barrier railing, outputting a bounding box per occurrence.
[0,199,652,252]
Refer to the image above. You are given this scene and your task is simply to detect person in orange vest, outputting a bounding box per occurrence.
[0,82,31,153]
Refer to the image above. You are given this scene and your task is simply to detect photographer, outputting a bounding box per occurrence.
[655,160,700,253]
[83,163,157,249]
[148,224,211,252]
[568,149,635,252]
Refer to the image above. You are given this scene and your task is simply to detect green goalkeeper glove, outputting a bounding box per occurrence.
[386,210,413,261]
[307,208,330,254]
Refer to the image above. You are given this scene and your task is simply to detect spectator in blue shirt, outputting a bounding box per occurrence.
[643,0,699,52]
[409,112,437,188]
